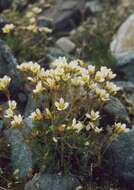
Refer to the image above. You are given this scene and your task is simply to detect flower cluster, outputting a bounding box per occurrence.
[17,57,120,103]
[17,57,126,137]
[0,57,128,174]
[4,100,23,128]
[2,6,52,35]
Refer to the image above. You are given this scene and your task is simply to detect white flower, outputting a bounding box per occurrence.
[0,76,11,91]
[71,77,84,86]
[107,70,116,80]
[46,78,57,90]
[39,27,52,33]
[4,109,14,118]
[55,98,69,111]
[68,60,79,71]
[95,71,105,82]
[88,65,95,75]
[32,7,42,14]
[8,100,17,110]
[26,11,35,18]
[52,137,58,143]
[105,82,120,95]
[81,74,90,83]
[11,114,23,128]
[86,110,100,121]
[2,24,15,33]
[30,109,43,121]
[52,57,68,68]
[100,67,111,78]
[26,24,38,33]
[95,88,109,101]
[113,122,129,134]
[17,62,30,72]
[29,17,36,24]
[45,108,52,119]
[33,81,44,94]
[94,127,102,133]
[71,118,83,133]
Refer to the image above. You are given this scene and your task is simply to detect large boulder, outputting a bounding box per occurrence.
[25,173,80,190]
[110,14,134,83]
[111,14,134,58]
[104,129,134,188]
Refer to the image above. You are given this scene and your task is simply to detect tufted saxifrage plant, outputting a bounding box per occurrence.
[0,57,129,175]
[1,5,52,62]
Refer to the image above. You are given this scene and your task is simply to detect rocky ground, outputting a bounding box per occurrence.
[0,0,134,189]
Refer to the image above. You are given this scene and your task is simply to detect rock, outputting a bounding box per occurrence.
[0,39,18,77]
[0,16,8,30]
[24,94,38,117]
[47,47,73,63]
[4,128,32,178]
[0,39,21,89]
[117,62,134,83]
[38,0,87,32]
[111,14,134,57]
[104,129,134,188]
[25,173,80,190]
[0,39,22,101]
[114,81,134,92]
[0,121,3,132]
[110,14,134,82]
[104,96,129,122]
[23,117,34,135]
[0,0,12,11]
[56,37,76,53]
[17,92,28,113]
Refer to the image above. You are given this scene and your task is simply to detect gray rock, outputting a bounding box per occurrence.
[104,96,129,122]
[0,39,22,95]
[111,14,134,57]
[113,51,134,83]
[56,37,76,53]
[4,128,32,178]
[0,0,12,11]
[110,14,134,82]
[0,121,3,131]
[23,117,34,135]
[0,16,8,29]
[47,47,73,64]
[114,81,134,92]
[114,51,134,67]
[24,94,38,117]
[118,62,134,83]
[104,129,134,187]
[0,39,18,77]
[25,173,80,190]
[37,0,86,32]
